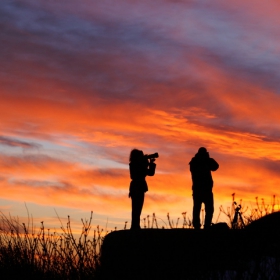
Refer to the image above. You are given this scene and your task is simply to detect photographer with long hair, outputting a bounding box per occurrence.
[129,149,157,230]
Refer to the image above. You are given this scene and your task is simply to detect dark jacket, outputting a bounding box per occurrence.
[129,158,156,196]
[189,152,219,193]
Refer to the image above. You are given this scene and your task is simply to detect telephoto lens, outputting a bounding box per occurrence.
[145,153,159,159]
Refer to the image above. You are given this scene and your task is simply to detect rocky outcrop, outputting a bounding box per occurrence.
[99,213,280,280]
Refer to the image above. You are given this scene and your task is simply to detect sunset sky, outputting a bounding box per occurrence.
[1,0,280,231]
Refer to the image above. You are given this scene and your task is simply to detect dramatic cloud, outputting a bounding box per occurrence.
[0,136,40,149]
[1,0,280,228]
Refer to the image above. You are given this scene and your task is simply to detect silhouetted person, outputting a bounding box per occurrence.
[129,149,156,230]
[189,147,219,229]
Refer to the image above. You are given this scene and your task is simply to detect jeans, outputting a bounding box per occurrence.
[192,191,214,229]
[131,192,145,229]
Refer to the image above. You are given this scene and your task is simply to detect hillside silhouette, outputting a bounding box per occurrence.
[100,212,280,280]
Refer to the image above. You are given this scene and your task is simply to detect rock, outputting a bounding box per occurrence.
[99,213,280,279]
[246,212,280,234]
[99,228,246,279]
[245,212,280,257]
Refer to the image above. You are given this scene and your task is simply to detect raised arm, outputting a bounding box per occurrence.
[209,158,219,171]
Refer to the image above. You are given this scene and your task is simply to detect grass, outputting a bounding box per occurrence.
[0,211,104,279]
[0,195,279,279]
[218,193,279,229]
[140,194,279,230]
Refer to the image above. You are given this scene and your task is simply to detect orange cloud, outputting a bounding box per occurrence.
[1,0,280,228]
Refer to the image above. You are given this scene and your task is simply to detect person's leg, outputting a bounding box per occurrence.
[192,193,202,229]
[131,192,145,229]
[204,192,214,229]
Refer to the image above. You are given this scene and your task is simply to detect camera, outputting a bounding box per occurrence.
[145,153,159,159]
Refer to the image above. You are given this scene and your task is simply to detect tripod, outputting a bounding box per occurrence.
[232,204,245,229]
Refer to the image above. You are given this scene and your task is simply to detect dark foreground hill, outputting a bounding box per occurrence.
[99,212,280,280]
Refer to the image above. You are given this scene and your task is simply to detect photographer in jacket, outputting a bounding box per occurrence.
[129,149,157,230]
[189,147,219,230]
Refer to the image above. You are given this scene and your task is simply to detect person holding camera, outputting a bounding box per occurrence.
[189,147,219,230]
[129,149,157,230]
